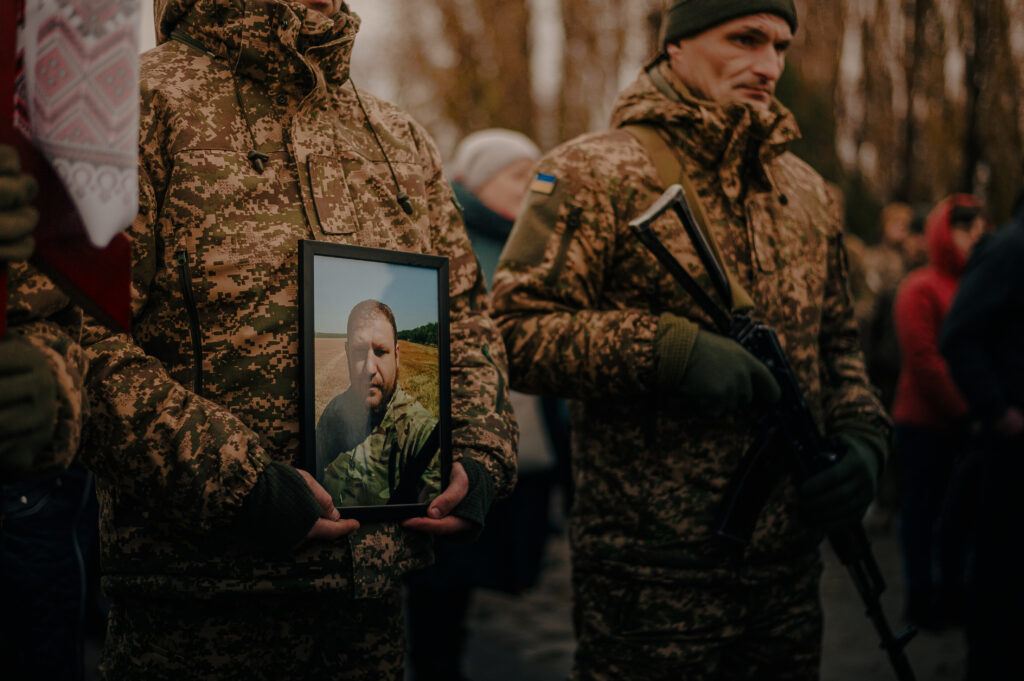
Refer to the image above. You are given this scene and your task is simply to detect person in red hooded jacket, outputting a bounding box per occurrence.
[891,194,989,630]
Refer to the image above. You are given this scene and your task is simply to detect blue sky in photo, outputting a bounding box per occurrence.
[313,254,440,334]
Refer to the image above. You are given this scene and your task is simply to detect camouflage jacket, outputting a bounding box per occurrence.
[3,262,88,479]
[81,0,516,599]
[491,61,889,581]
[320,386,441,506]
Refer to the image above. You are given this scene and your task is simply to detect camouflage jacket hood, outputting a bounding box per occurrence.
[491,63,888,580]
[83,0,516,600]
[156,0,358,94]
[610,60,801,201]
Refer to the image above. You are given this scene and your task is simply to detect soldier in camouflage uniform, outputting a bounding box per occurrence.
[78,2,516,679]
[490,1,890,679]
[0,144,87,479]
[1,145,96,681]
[321,386,440,506]
[318,299,442,506]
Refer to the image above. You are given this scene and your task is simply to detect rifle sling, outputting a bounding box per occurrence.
[387,422,441,505]
[622,124,755,313]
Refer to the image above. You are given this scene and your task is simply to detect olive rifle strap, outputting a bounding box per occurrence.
[622,124,755,312]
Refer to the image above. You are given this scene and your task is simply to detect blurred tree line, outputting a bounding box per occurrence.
[384,0,1023,236]
[397,322,440,347]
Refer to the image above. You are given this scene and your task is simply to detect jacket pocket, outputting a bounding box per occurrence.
[165,149,301,270]
[746,194,826,278]
[161,149,305,404]
[546,206,582,286]
[307,154,430,250]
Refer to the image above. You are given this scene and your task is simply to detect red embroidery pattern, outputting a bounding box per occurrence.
[19,0,138,247]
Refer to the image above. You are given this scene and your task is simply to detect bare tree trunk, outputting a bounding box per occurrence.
[962,0,1023,219]
[897,0,927,202]
[558,0,632,140]
[392,0,536,146]
[377,0,1022,222]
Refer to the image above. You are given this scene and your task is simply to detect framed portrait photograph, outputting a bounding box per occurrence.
[299,241,451,522]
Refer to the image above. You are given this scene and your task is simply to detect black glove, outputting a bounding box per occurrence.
[0,144,39,262]
[656,314,781,413]
[799,431,884,532]
[0,336,58,478]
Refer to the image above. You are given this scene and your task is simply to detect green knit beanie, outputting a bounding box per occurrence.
[661,0,798,45]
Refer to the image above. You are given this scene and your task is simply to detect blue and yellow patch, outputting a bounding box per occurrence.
[530,172,557,195]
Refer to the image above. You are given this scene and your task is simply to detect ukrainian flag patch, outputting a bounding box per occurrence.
[530,172,557,195]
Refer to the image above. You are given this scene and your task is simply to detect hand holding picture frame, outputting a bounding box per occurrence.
[299,241,452,522]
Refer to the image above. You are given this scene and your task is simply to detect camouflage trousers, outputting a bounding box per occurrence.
[99,586,403,681]
[571,560,823,681]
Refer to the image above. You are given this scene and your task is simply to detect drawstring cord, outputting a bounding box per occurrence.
[228,12,268,174]
[217,10,411,215]
[350,82,414,216]
[231,74,269,173]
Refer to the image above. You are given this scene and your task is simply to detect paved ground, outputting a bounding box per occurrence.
[460,524,966,681]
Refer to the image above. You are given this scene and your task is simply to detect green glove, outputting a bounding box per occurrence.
[0,144,39,262]
[798,430,885,532]
[0,337,58,478]
[655,314,781,413]
[444,458,494,543]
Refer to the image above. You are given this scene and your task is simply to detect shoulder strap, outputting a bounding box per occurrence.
[622,124,755,312]
[623,124,684,191]
[387,422,441,505]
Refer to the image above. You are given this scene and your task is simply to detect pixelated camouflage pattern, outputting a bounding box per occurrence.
[320,386,442,506]
[81,0,516,601]
[4,261,88,477]
[571,558,822,680]
[99,587,404,681]
[491,59,890,579]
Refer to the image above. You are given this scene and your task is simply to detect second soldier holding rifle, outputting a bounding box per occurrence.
[490,0,890,679]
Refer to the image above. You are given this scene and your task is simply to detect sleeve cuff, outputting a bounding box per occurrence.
[236,462,322,554]
[654,312,700,390]
[447,458,495,543]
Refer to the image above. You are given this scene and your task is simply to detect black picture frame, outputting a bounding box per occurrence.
[299,241,451,522]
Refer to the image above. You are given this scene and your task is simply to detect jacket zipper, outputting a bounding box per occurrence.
[481,343,507,414]
[546,206,582,286]
[169,30,213,57]
[175,250,205,397]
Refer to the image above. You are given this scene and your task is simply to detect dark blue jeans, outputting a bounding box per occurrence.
[1,463,99,681]
[894,424,970,625]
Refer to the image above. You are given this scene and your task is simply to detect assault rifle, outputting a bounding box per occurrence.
[629,185,917,681]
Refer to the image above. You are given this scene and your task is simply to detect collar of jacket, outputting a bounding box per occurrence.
[350,385,415,439]
[158,0,359,98]
[611,58,800,201]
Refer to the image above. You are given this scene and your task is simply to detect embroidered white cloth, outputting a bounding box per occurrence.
[16,0,138,248]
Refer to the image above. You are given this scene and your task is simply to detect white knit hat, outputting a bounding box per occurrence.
[449,129,541,192]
